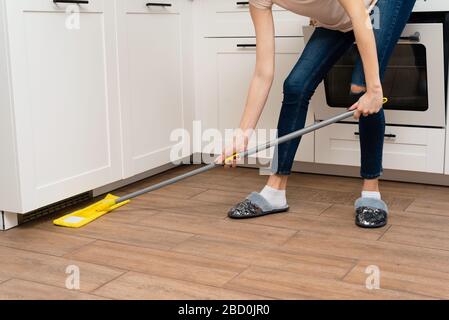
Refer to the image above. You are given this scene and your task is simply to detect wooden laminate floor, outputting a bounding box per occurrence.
[1,166,449,300]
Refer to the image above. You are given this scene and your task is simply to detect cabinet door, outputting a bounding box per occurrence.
[196,37,314,163]
[315,123,445,174]
[117,0,189,178]
[5,0,122,212]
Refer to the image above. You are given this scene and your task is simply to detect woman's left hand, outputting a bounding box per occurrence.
[349,89,384,119]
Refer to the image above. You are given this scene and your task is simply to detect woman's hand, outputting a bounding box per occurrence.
[349,88,384,119]
[215,129,251,168]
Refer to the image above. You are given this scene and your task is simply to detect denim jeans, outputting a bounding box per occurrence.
[273,0,416,179]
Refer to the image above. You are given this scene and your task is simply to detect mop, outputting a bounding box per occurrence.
[54,98,387,228]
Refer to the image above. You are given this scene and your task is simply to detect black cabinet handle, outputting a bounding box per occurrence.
[237,44,256,48]
[399,32,420,42]
[236,1,250,5]
[146,2,172,7]
[53,0,89,4]
[355,132,396,138]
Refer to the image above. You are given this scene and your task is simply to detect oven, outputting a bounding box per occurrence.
[306,7,449,128]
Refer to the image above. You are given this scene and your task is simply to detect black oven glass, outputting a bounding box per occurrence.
[324,44,428,111]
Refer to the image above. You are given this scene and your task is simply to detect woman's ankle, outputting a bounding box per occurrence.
[267,174,288,190]
[363,179,380,192]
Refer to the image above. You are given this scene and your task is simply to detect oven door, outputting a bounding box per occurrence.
[306,23,446,127]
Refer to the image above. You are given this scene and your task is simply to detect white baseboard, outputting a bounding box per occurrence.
[1,211,19,231]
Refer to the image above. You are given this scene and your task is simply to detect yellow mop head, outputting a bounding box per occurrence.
[53,194,130,228]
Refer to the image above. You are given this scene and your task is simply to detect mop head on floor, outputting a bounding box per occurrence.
[53,194,130,228]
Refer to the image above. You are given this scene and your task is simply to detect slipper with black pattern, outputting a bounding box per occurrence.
[354,197,388,228]
[228,192,289,219]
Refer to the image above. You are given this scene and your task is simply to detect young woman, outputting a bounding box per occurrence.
[222,0,416,228]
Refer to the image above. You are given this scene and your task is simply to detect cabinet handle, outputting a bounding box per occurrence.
[236,1,250,5]
[146,2,172,7]
[354,132,396,139]
[399,32,420,42]
[53,0,89,4]
[237,44,256,48]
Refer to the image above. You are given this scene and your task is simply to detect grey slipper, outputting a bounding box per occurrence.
[228,192,289,219]
[354,197,388,228]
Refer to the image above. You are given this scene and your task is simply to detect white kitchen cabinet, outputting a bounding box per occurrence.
[445,63,449,175]
[196,0,309,37]
[195,37,314,163]
[0,0,122,215]
[116,0,193,178]
[315,123,445,174]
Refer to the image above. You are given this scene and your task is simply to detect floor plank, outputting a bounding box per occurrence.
[99,207,160,225]
[66,240,246,287]
[118,195,233,218]
[36,219,194,251]
[0,279,107,300]
[283,231,449,274]
[129,211,297,247]
[406,199,449,217]
[280,200,332,216]
[94,271,268,300]
[172,235,356,280]
[242,211,384,240]
[343,261,449,299]
[0,245,123,292]
[190,189,254,206]
[0,225,95,257]
[415,185,449,203]
[380,225,449,251]
[224,266,429,300]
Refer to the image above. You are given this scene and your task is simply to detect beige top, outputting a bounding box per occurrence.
[249,0,377,32]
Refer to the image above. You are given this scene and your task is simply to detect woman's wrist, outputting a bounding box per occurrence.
[366,82,382,93]
[233,127,253,145]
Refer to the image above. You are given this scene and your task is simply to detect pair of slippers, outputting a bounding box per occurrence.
[228,192,387,228]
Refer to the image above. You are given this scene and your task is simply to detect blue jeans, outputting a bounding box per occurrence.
[273,0,416,179]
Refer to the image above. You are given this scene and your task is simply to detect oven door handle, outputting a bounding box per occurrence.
[399,32,420,43]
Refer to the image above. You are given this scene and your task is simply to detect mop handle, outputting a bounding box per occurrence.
[115,109,357,204]
[224,98,388,163]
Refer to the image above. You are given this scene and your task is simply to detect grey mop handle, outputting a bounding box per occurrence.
[239,110,355,159]
[115,110,355,204]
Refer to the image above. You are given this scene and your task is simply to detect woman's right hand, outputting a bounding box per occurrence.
[215,130,251,168]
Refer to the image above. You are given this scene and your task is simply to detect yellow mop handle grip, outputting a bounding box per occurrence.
[224,153,239,163]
